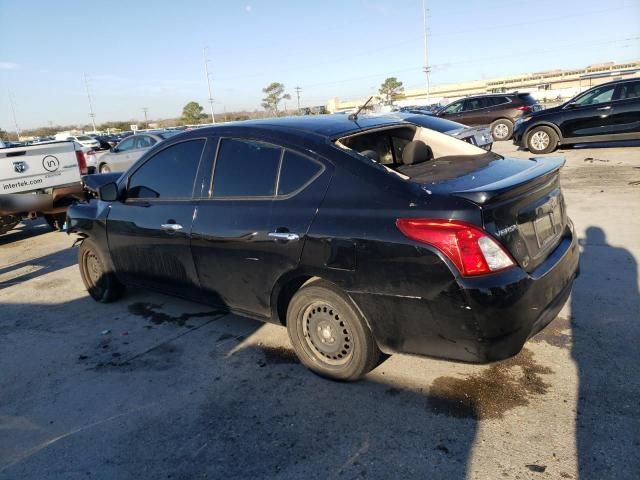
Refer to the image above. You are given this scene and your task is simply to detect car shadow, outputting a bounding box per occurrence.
[571,226,640,478]
[0,220,51,246]
[0,291,482,479]
[0,247,76,289]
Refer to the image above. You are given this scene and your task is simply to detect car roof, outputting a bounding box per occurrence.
[191,115,406,139]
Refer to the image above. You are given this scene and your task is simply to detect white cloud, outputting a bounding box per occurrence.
[0,62,19,70]
[245,5,252,12]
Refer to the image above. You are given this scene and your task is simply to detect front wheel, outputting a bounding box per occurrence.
[286,280,382,381]
[78,239,125,303]
[99,163,112,173]
[527,126,559,154]
[490,119,513,141]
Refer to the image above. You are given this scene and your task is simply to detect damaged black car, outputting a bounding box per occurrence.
[67,115,579,380]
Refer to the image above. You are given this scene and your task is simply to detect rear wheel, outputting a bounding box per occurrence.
[44,213,67,231]
[99,163,112,173]
[490,119,513,141]
[286,280,382,381]
[527,126,559,154]
[78,239,125,303]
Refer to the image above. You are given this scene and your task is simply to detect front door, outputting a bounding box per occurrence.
[560,83,617,140]
[107,138,208,298]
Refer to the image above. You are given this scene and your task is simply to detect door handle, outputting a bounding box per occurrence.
[268,232,299,242]
[161,223,183,231]
[596,106,611,111]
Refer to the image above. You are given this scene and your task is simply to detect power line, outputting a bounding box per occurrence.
[203,47,216,124]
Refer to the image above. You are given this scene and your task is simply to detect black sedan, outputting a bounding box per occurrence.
[513,77,640,153]
[67,115,579,380]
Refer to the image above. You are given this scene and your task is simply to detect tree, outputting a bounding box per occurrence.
[182,101,204,124]
[261,82,291,115]
[0,127,7,140]
[378,77,405,105]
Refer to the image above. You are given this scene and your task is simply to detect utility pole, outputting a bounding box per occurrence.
[295,86,302,113]
[142,107,149,128]
[83,72,97,132]
[203,47,216,124]
[422,0,431,104]
[8,91,21,140]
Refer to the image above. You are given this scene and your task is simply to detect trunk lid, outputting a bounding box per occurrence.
[412,154,567,273]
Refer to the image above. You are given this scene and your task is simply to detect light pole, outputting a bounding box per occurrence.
[142,107,149,128]
[203,47,216,124]
[83,72,97,132]
[295,86,302,113]
[8,91,21,140]
[422,0,431,103]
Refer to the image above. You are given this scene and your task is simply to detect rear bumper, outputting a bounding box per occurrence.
[351,221,580,363]
[0,182,84,216]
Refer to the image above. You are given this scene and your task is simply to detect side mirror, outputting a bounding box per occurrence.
[99,182,119,202]
[564,102,578,109]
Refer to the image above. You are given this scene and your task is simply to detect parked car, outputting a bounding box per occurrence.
[87,134,116,150]
[54,134,101,150]
[1,140,87,234]
[379,112,493,150]
[513,78,640,154]
[96,131,179,173]
[436,93,540,141]
[67,115,579,381]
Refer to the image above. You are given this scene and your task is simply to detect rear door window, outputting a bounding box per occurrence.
[127,139,206,199]
[212,139,281,197]
[616,81,640,100]
[277,151,323,196]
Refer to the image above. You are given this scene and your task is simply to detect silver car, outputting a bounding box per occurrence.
[97,131,179,173]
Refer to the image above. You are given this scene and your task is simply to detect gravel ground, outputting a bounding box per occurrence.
[1,141,639,480]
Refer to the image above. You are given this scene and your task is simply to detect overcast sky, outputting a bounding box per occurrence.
[1,0,639,129]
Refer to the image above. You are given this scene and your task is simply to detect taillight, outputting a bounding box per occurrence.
[395,219,514,277]
[516,105,532,113]
[75,149,88,175]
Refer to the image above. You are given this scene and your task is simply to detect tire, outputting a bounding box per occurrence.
[526,126,559,154]
[286,279,382,381]
[99,163,112,173]
[490,119,513,141]
[44,213,67,231]
[78,238,125,303]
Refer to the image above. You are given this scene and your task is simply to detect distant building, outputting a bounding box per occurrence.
[327,60,640,112]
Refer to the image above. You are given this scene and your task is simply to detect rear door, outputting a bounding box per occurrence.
[191,137,330,317]
[107,138,209,297]
[0,141,79,193]
[560,83,617,140]
[608,80,640,139]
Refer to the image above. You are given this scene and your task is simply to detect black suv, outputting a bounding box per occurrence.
[513,78,640,154]
[67,115,578,381]
[436,93,540,141]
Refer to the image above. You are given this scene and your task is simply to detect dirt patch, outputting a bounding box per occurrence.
[128,302,221,326]
[530,316,572,348]
[257,345,299,365]
[427,348,552,420]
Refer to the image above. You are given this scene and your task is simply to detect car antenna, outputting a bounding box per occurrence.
[348,96,374,121]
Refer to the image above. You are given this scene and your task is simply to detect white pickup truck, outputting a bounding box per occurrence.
[0,139,88,235]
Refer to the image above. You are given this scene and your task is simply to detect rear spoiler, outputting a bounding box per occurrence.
[452,156,565,205]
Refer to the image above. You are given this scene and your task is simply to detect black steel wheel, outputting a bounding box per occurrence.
[287,279,382,381]
[78,239,125,303]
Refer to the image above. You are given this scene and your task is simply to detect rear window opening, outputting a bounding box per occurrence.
[335,125,501,183]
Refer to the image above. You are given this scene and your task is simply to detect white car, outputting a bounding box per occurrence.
[54,134,100,150]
